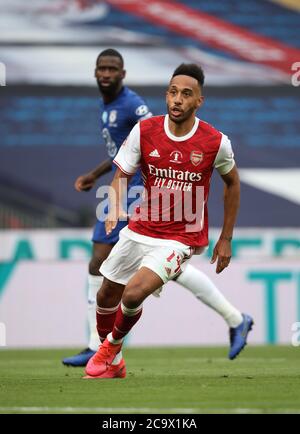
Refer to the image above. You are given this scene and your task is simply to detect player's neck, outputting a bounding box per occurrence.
[168,116,196,137]
[101,85,124,104]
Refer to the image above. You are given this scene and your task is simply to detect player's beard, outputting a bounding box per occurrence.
[97,80,120,97]
[168,106,195,124]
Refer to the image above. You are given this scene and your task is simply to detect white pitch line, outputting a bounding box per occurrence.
[0,407,300,414]
[0,407,205,414]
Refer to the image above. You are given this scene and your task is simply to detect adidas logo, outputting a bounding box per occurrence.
[149,149,160,157]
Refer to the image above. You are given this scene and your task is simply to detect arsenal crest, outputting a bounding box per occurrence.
[190,151,203,166]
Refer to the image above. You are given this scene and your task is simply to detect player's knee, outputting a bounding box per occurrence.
[97,280,120,308]
[123,283,145,309]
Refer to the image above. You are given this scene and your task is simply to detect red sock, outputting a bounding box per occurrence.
[112,303,143,341]
[96,305,119,343]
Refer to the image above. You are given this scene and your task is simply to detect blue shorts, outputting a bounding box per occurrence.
[92,195,141,244]
[92,218,129,244]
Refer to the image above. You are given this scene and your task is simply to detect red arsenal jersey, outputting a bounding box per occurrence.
[114,115,235,247]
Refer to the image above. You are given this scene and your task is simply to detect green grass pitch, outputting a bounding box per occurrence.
[0,346,299,414]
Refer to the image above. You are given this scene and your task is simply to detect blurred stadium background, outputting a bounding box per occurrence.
[0,0,300,352]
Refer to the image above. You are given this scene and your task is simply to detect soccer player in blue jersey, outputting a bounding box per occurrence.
[62,50,252,367]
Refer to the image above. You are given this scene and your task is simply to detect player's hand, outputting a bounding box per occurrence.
[105,209,128,235]
[74,173,96,192]
[210,238,232,274]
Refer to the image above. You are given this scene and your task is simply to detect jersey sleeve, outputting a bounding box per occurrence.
[129,95,152,124]
[214,133,235,175]
[113,123,141,175]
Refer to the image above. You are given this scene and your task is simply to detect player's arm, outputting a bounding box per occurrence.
[74,159,112,192]
[105,169,133,235]
[211,166,240,273]
[211,135,239,274]
[105,123,141,235]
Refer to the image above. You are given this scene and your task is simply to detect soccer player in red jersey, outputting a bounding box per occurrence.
[63,53,250,369]
[85,64,253,379]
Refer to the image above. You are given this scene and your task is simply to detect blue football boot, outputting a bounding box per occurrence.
[229,314,254,360]
[62,348,96,367]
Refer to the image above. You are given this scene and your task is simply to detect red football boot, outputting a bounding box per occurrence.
[84,358,126,379]
[85,338,122,377]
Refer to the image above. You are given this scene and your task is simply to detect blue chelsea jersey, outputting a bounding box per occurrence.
[100,86,151,188]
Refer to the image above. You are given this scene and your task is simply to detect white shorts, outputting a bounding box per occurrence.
[100,226,194,286]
